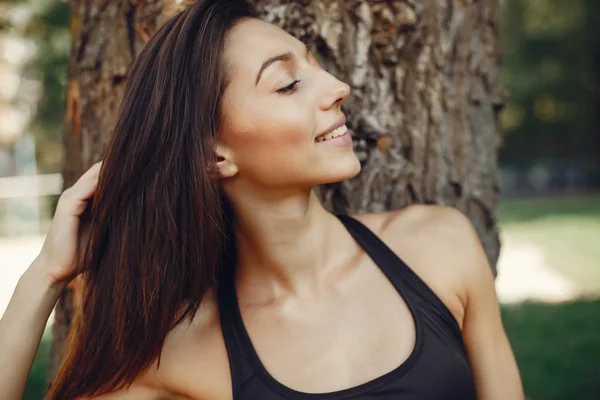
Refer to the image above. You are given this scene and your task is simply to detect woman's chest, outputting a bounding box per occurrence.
[236,265,419,394]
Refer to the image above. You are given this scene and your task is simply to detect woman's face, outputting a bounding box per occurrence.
[217,18,361,190]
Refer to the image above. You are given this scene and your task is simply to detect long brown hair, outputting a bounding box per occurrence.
[47,1,254,398]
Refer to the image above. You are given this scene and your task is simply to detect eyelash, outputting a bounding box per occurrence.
[277,79,301,94]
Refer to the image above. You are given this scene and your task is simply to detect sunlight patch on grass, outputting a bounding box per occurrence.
[498,195,600,296]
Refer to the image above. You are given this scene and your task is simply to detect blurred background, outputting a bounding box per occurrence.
[0,0,598,399]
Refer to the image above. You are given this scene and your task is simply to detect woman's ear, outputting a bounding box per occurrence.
[212,142,239,179]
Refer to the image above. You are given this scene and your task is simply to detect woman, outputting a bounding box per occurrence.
[0,0,524,399]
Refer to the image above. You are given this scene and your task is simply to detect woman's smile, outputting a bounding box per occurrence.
[314,126,352,146]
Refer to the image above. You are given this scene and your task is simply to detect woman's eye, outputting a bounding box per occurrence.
[277,79,301,94]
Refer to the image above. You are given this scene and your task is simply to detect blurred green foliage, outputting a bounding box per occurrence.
[0,0,69,173]
[500,0,600,167]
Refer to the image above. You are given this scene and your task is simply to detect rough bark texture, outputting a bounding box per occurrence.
[51,0,504,383]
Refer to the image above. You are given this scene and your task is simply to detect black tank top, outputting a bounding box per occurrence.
[217,214,477,399]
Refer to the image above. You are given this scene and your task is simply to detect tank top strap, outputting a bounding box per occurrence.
[217,271,256,395]
[335,213,462,337]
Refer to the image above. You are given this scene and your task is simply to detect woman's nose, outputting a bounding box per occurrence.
[319,77,351,111]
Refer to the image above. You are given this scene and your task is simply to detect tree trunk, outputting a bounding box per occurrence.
[50,0,504,384]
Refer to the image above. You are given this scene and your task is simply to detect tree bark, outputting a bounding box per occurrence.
[50,0,504,384]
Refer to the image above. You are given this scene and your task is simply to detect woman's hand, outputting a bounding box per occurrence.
[33,161,103,286]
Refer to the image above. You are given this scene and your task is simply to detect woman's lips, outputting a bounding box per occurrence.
[315,129,352,146]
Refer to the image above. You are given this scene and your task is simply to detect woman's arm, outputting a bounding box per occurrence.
[0,160,190,400]
[460,240,525,399]
[0,259,64,400]
[444,208,525,400]
[0,161,102,399]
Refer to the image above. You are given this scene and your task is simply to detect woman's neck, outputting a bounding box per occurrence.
[226,187,353,303]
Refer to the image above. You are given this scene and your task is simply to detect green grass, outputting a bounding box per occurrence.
[498,194,600,224]
[24,331,51,400]
[502,299,600,400]
[498,194,600,399]
[23,195,600,399]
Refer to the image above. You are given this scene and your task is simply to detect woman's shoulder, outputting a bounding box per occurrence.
[351,204,481,328]
[121,290,232,399]
[351,204,480,259]
[352,204,473,238]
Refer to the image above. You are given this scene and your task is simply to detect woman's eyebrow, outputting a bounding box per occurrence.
[254,45,309,86]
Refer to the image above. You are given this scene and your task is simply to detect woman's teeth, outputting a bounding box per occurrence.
[315,125,348,142]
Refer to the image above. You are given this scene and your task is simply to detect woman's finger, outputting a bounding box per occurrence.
[70,161,103,200]
[55,161,102,215]
[65,161,102,201]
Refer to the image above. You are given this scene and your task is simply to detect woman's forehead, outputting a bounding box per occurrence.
[225,19,303,76]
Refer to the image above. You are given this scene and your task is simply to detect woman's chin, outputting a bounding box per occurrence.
[316,158,361,185]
